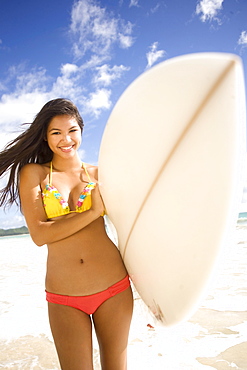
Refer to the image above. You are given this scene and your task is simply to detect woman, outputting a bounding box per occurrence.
[0,98,133,370]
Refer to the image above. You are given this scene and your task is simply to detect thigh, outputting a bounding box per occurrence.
[48,302,93,370]
[92,286,133,370]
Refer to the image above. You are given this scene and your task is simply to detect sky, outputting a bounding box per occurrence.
[0,0,247,228]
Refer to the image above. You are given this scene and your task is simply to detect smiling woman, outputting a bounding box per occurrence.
[0,98,133,370]
[46,115,82,157]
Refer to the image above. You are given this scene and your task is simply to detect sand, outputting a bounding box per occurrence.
[0,225,246,369]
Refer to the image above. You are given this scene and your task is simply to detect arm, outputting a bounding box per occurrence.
[19,164,104,246]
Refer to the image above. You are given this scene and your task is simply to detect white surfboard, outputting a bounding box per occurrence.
[99,53,246,326]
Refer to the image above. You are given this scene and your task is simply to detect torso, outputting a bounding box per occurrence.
[45,219,127,295]
[39,162,127,296]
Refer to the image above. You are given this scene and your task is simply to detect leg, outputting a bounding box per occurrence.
[48,302,93,370]
[92,286,133,370]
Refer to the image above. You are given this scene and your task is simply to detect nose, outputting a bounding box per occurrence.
[61,133,72,143]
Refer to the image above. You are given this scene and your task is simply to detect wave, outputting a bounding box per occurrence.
[238,212,247,225]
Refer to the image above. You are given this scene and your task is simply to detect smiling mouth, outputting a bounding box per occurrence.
[59,145,74,152]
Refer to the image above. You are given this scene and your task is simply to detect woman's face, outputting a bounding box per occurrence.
[47,115,82,158]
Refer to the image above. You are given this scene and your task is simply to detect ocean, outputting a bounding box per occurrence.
[0,222,246,369]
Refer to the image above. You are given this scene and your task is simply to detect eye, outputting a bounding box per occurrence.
[70,129,79,133]
[51,131,60,135]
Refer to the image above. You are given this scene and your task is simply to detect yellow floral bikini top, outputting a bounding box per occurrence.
[42,162,102,219]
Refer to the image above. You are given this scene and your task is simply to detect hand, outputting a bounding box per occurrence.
[91,183,105,216]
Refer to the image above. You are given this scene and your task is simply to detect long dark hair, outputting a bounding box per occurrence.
[0,98,84,208]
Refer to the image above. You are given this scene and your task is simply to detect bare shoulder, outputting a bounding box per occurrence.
[20,163,49,184]
[84,162,99,181]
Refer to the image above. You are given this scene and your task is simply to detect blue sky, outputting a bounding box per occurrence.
[0,0,247,228]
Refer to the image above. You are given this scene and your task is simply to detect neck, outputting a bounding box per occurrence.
[51,153,82,171]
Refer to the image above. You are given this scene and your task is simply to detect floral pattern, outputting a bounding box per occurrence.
[42,182,96,212]
[76,182,95,210]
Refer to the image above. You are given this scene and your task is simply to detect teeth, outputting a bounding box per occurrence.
[61,146,72,150]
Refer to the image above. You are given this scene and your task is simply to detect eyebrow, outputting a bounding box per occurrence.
[48,125,79,132]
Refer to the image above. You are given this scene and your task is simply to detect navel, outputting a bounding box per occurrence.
[80,258,84,264]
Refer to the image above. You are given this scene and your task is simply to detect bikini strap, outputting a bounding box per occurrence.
[82,162,92,182]
[50,161,91,184]
[49,162,53,185]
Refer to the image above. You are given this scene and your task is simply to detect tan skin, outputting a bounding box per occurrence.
[19,115,133,370]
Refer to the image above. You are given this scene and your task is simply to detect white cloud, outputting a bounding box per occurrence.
[119,21,134,48]
[129,0,139,7]
[70,0,134,59]
[0,211,26,228]
[0,132,19,151]
[79,54,109,71]
[196,0,224,23]
[5,64,50,95]
[93,64,130,87]
[151,3,161,14]
[0,66,56,129]
[86,88,111,117]
[0,58,127,128]
[0,91,48,128]
[78,148,86,160]
[119,33,133,48]
[238,31,247,46]
[61,63,79,76]
[51,63,85,103]
[0,81,6,92]
[146,42,166,69]
[0,1,135,133]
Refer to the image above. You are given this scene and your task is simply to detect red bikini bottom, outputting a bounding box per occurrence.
[46,275,130,315]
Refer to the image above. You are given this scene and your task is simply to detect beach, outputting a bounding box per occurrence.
[0,221,246,370]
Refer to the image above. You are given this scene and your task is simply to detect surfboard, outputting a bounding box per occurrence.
[98,53,246,326]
